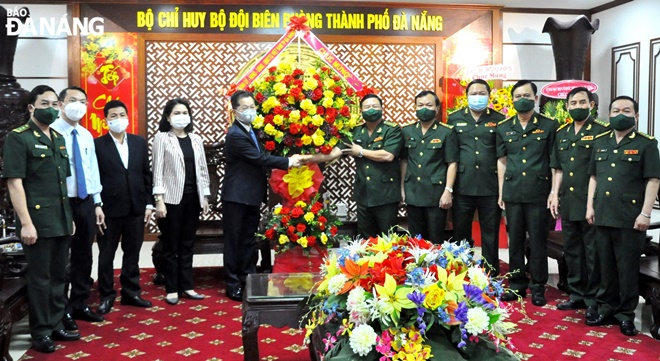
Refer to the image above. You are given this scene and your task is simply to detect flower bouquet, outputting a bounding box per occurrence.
[304,233,518,361]
[248,54,361,156]
[447,80,516,118]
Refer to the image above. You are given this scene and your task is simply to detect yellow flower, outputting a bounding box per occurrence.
[277,58,293,73]
[287,95,295,104]
[374,274,415,322]
[303,78,318,91]
[311,114,324,127]
[273,114,284,126]
[273,206,282,215]
[301,135,313,145]
[301,116,313,125]
[264,123,277,136]
[322,97,334,108]
[321,233,328,245]
[335,97,345,108]
[275,131,284,139]
[252,115,264,129]
[295,200,307,208]
[323,78,336,88]
[278,234,289,244]
[289,110,301,122]
[273,82,288,96]
[262,96,280,113]
[298,236,308,248]
[304,67,317,75]
[329,137,339,147]
[300,98,316,113]
[323,90,335,99]
[423,283,446,310]
[304,212,315,222]
[283,166,315,198]
[335,120,344,131]
[312,130,326,146]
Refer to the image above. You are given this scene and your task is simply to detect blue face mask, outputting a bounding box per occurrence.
[467,95,489,112]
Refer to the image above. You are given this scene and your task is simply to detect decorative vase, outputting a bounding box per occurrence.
[272,247,326,274]
[542,15,600,81]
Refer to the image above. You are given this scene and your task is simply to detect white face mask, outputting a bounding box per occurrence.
[64,102,87,121]
[108,118,129,134]
[170,114,191,130]
[236,109,257,125]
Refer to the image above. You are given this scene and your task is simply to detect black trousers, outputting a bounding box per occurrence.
[561,219,598,306]
[356,202,398,239]
[157,192,200,294]
[452,194,502,275]
[406,205,448,244]
[595,226,645,322]
[24,235,69,337]
[67,196,97,311]
[505,202,550,296]
[97,214,145,301]
[222,201,260,290]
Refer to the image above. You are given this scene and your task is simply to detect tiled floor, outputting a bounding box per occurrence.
[8,242,657,359]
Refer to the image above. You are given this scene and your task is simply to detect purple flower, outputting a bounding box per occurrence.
[455,301,469,323]
[464,284,495,310]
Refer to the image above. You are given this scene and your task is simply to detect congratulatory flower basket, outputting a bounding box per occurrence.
[303,233,519,361]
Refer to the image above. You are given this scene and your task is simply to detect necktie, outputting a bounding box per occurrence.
[72,128,88,199]
[249,129,259,149]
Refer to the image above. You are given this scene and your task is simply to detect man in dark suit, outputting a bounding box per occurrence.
[222,90,302,301]
[94,100,153,314]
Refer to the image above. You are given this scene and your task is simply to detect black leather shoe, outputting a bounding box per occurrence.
[32,336,55,353]
[620,320,638,336]
[500,290,525,302]
[51,329,81,341]
[557,299,586,310]
[72,307,104,323]
[97,299,114,315]
[585,305,598,319]
[181,291,205,300]
[227,287,243,302]
[121,295,152,308]
[532,294,547,306]
[586,314,618,326]
[62,313,78,331]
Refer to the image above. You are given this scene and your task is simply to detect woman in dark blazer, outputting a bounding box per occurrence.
[152,98,210,305]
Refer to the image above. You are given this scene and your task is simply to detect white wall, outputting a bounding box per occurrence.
[2,4,69,92]
[591,0,660,132]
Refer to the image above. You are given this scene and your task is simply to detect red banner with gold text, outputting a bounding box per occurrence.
[80,33,138,137]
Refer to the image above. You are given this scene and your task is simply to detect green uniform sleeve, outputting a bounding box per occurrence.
[382,125,403,157]
[588,146,597,176]
[496,127,506,158]
[1,132,27,179]
[642,138,660,179]
[445,129,459,163]
[549,136,561,170]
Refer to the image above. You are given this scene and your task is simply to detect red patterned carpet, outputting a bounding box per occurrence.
[19,267,659,361]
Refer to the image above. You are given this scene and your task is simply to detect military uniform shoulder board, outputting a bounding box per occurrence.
[447,108,465,117]
[402,121,417,128]
[439,122,454,129]
[595,130,612,139]
[488,108,505,116]
[637,131,655,140]
[556,122,570,132]
[593,119,610,128]
[12,124,29,133]
[51,128,64,136]
[384,121,400,128]
[498,116,514,125]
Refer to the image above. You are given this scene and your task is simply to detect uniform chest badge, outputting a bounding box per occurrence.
[430,139,442,143]
[597,149,607,153]
[35,144,47,149]
[456,122,468,126]
[355,139,363,144]
[373,136,383,142]
[581,135,594,141]
[505,131,516,136]
[59,146,66,150]
[532,129,545,134]
[485,122,497,127]
[624,149,639,154]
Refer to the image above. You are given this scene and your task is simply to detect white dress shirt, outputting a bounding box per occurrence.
[110,133,129,169]
[51,118,103,203]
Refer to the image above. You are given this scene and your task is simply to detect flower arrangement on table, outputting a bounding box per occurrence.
[258,193,345,255]
[247,54,363,156]
[303,233,518,361]
[447,80,516,118]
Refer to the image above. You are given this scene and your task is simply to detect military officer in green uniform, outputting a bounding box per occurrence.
[339,94,403,238]
[401,90,458,243]
[496,80,559,306]
[2,85,79,353]
[585,95,660,336]
[448,79,505,273]
[549,87,609,318]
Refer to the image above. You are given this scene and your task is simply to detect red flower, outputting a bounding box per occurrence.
[273,106,285,115]
[290,86,302,99]
[281,215,290,225]
[307,236,316,246]
[311,202,323,213]
[296,223,306,233]
[328,126,338,136]
[320,145,333,154]
[301,125,309,135]
[283,135,294,147]
[287,226,295,235]
[291,207,304,218]
[340,105,350,117]
[281,75,293,86]
[321,67,329,73]
[330,226,338,236]
[265,141,276,151]
[264,229,276,239]
[255,92,266,103]
[313,74,321,80]
[265,76,275,82]
[318,216,327,224]
[280,207,290,215]
[333,75,340,81]
[292,68,304,77]
[264,114,274,125]
[319,224,326,231]
[295,138,304,147]
[289,123,301,135]
[316,106,325,115]
[311,88,323,101]
[269,66,277,73]
[293,79,303,87]
[333,86,342,95]
[346,87,355,96]
[300,110,309,118]
[226,83,238,96]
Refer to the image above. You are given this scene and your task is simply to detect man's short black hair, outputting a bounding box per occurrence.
[360,93,382,108]
[465,79,491,96]
[159,98,194,132]
[510,80,537,97]
[414,90,441,107]
[566,87,594,103]
[28,85,57,105]
[58,86,87,102]
[104,100,128,117]
[609,95,639,113]
[230,90,255,109]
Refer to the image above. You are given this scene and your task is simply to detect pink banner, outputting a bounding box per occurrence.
[302,32,364,92]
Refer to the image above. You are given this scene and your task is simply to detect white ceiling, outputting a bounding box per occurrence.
[349,0,616,10]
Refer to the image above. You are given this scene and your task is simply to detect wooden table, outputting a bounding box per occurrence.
[241,272,320,361]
